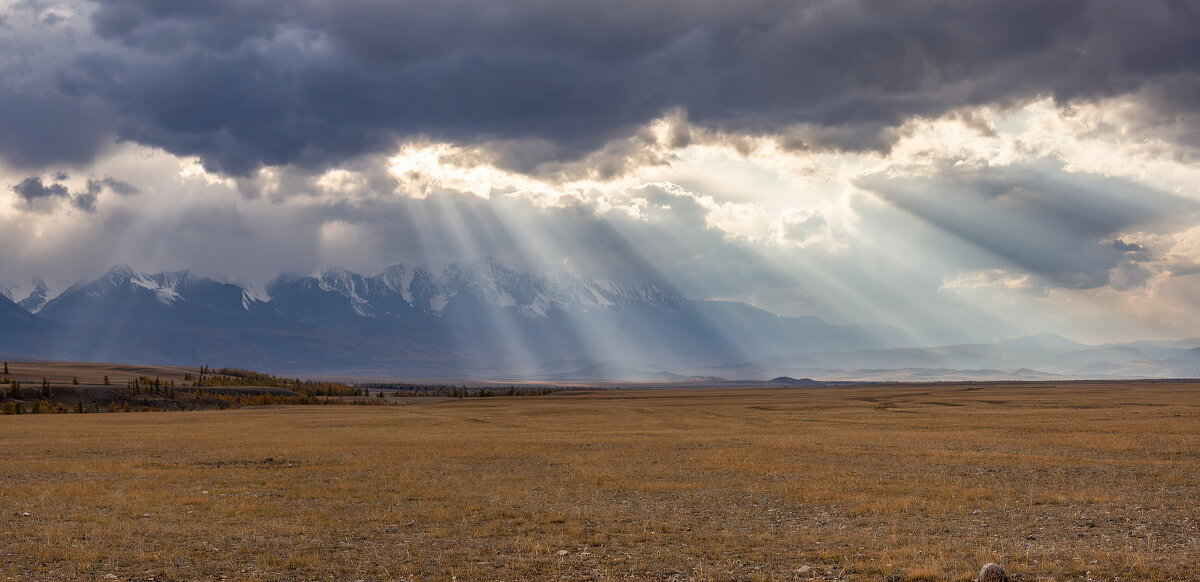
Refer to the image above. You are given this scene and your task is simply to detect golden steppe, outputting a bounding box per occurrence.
[2,381,1198,581]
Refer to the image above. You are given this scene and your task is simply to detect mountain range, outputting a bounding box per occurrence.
[2,260,1199,381]
[0,260,895,378]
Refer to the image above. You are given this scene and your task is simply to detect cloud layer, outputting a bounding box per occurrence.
[1,0,1199,174]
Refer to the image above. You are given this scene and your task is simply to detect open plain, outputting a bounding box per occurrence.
[1,381,1198,581]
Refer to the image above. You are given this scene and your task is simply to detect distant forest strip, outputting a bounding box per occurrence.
[358,382,594,397]
[188,366,361,396]
[0,359,594,415]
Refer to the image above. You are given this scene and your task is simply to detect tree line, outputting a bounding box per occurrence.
[187,366,361,396]
[357,382,588,398]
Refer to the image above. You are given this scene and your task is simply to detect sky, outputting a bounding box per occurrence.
[3,0,1200,345]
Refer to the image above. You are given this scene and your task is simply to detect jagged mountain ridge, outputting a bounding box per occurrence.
[7,263,1200,380]
[17,279,54,313]
[263,258,687,320]
[29,259,688,323]
[7,259,893,377]
[1,277,64,313]
[38,265,259,328]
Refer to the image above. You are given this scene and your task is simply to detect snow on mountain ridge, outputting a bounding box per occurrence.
[261,260,684,318]
[374,263,423,304]
[1,277,67,313]
[19,279,52,312]
[91,266,193,306]
[316,268,374,315]
[26,261,684,320]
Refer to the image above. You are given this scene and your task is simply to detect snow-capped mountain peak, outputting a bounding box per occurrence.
[316,268,373,315]
[258,259,685,320]
[92,266,191,305]
[1,277,68,313]
[18,278,54,312]
[101,264,138,284]
[36,266,261,325]
[375,263,424,303]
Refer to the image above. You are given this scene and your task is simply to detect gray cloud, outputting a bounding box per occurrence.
[1,0,1198,174]
[86,176,139,196]
[0,92,112,169]
[11,175,69,201]
[10,175,82,213]
[8,174,136,213]
[858,161,1200,290]
[71,191,97,212]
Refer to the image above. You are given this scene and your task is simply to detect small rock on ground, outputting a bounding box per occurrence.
[980,563,1009,582]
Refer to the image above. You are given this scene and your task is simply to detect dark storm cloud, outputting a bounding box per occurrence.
[858,162,1200,290]
[0,92,113,169]
[8,174,136,213]
[11,175,69,201]
[10,175,75,213]
[76,175,137,212]
[5,0,1200,174]
[72,191,97,212]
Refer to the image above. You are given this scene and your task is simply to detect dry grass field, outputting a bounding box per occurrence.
[1,381,1198,581]
[0,360,200,390]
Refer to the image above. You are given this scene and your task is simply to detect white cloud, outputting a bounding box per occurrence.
[941,269,1034,292]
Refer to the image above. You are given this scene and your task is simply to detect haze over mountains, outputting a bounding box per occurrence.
[2,260,1199,381]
